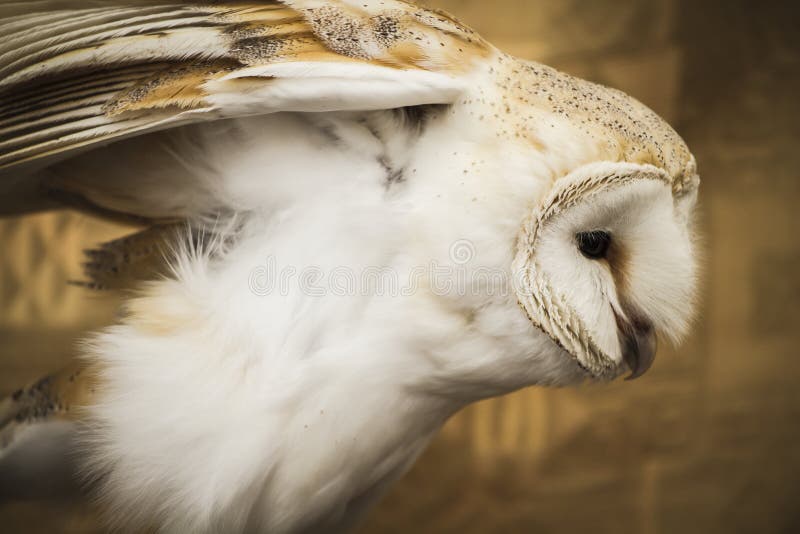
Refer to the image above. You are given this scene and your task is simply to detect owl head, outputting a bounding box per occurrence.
[512,160,700,380]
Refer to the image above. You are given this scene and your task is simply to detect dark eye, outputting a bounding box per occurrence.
[576,230,611,259]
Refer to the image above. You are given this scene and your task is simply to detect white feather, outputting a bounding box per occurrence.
[80,101,587,531]
[0,2,701,531]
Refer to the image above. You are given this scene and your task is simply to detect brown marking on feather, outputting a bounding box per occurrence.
[231,36,287,64]
[409,7,487,48]
[303,5,376,60]
[0,62,174,122]
[381,40,427,67]
[494,57,695,187]
[284,47,368,64]
[210,3,289,23]
[78,224,184,291]
[372,14,404,48]
[104,60,240,116]
[223,17,309,40]
[298,3,488,70]
[246,20,314,39]
[2,361,100,427]
[216,7,303,27]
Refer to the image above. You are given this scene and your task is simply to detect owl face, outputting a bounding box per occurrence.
[513,161,699,380]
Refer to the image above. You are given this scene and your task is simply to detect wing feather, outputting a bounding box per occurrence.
[0,361,97,499]
[0,0,487,187]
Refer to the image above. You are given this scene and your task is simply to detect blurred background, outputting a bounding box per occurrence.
[1,0,799,532]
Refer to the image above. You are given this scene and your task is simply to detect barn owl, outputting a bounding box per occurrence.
[0,1,700,532]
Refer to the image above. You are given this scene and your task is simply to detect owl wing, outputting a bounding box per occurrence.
[0,0,487,214]
[0,360,96,499]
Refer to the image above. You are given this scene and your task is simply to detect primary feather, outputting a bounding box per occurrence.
[0,1,701,532]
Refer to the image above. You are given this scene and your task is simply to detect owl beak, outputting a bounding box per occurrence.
[616,315,657,380]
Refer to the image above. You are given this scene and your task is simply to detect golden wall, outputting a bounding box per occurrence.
[1,1,799,532]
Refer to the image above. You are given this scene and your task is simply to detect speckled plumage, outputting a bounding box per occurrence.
[0,1,700,532]
[0,1,692,186]
[0,363,94,429]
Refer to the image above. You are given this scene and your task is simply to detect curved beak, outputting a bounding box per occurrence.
[615,313,657,380]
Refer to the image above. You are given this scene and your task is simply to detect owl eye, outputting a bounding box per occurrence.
[576,230,611,259]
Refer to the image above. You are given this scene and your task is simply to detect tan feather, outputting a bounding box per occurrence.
[0,359,99,499]
[0,361,97,443]
[0,1,486,176]
[76,224,183,290]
